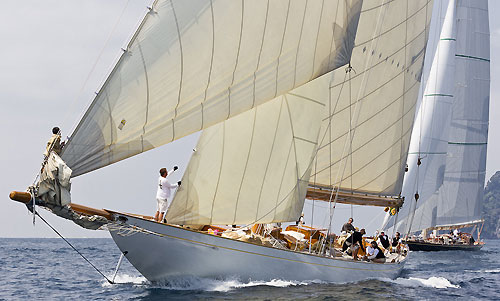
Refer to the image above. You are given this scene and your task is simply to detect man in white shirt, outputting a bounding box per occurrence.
[154,166,181,222]
[363,241,386,263]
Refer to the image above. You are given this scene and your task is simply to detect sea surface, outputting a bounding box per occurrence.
[1,237,499,300]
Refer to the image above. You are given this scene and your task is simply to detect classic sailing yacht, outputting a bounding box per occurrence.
[10,0,433,282]
[382,0,489,251]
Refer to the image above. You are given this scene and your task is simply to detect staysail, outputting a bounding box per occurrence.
[308,0,433,199]
[61,0,362,177]
[167,0,434,225]
[166,87,326,225]
[385,0,490,234]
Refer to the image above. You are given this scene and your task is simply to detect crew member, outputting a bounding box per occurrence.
[44,127,65,157]
[364,241,386,263]
[341,217,355,233]
[154,166,181,223]
[378,231,390,249]
[342,228,366,260]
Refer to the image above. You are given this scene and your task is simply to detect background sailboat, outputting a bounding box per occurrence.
[383,0,490,251]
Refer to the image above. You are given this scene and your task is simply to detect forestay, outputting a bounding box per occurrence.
[61,0,362,177]
[309,0,433,197]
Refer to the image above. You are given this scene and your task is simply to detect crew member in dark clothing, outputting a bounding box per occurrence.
[378,231,390,249]
[391,232,401,253]
[342,228,366,260]
[341,217,355,233]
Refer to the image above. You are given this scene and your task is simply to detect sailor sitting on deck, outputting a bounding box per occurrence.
[154,166,181,223]
[363,241,386,263]
[342,228,366,260]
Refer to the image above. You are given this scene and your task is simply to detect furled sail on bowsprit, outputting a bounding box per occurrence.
[167,0,433,225]
[307,0,433,203]
[61,0,362,177]
[385,0,490,234]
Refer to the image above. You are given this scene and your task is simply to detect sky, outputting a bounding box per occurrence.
[1,0,499,238]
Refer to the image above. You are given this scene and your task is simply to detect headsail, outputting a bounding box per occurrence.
[308,0,433,200]
[166,85,326,225]
[61,0,362,177]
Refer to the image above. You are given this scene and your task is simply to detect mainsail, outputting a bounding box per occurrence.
[167,0,433,225]
[385,0,490,234]
[61,0,362,177]
[308,0,433,199]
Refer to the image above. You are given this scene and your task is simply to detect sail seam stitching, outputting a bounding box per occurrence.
[201,0,216,131]
[252,1,270,108]
[287,93,326,107]
[138,44,150,153]
[292,1,308,87]
[227,0,245,119]
[310,0,325,79]
[273,0,291,98]
[255,100,284,221]
[171,1,184,139]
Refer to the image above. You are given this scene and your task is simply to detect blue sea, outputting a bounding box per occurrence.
[1,238,499,300]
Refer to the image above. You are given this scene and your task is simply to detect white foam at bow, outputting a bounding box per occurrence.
[101,274,147,287]
[391,276,459,289]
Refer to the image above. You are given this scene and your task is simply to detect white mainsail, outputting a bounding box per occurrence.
[167,0,433,225]
[310,0,432,197]
[61,0,362,177]
[434,0,489,228]
[384,0,489,234]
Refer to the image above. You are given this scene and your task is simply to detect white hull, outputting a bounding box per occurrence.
[109,213,405,283]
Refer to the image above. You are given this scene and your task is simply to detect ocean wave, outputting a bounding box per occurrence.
[158,277,321,292]
[466,269,500,274]
[101,274,148,287]
[390,276,460,289]
[102,275,321,292]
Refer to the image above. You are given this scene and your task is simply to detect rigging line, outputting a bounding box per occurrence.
[35,212,114,284]
[326,0,389,233]
[63,0,132,134]
[63,0,158,152]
